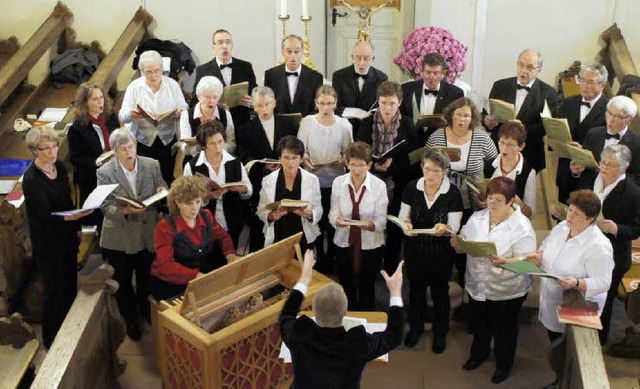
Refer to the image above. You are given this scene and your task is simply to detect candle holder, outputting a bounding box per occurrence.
[277,15,290,64]
[300,16,317,70]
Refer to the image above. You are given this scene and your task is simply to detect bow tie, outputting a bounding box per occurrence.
[219,63,233,70]
[424,89,438,96]
[580,101,591,108]
[605,133,621,140]
[516,84,531,92]
[354,73,368,80]
[286,71,299,77]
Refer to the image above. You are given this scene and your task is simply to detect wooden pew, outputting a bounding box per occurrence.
[31,264,126,388]
[599,23,640,134]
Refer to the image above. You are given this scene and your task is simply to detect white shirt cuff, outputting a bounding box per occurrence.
[390,296,403,307]
[293,282,308,296]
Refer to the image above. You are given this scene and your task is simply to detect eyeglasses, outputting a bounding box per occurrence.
[116,144,136,153]
[143,69,162,77]
[486,196,506,207]
[453,112,472,119]
[517,62,539,72]
[498,140,519,148]
[36,144,59,152]
[599,160,621,169]
[567,206,588,219]
[214,39,233,46]
[348,162,368,169]
[579,79,604,86]
[423,167,443,175]
[606,110,630,120]
[353,55,373,62]
[316,101,336,107]
[281,155,301,162]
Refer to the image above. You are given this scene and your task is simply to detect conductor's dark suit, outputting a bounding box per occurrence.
[192,57,257,126]
[400,80,464,145]
[332,65,387,114]
[279,288,404,389]
[486,77,557,171]
[554,94,608,203]
[264,64,323,116]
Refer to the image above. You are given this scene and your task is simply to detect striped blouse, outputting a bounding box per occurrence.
[426,127,498,209]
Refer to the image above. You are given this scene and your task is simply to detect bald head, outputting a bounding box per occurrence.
[352,41,375,74]
[516,49,542,85]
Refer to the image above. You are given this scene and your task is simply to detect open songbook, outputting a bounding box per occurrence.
[541,116,572,143]
[453,235,497,257]
[551,200,603,222]
[385,215,437,235]
[52,184,119,216]
[456,172,491,197]
[95,150,114,167]
[219,81,249,108]
[136,104,177,127]
[244,158,281,173]
[115,188,169,209]
[310,159,341,168]
[500,260,559,279]
[195,172,248,191]
[264,199,309,211]
[341,219,370,227]
[545,138,599,170]
[341,107,373,120]
[372,140,406,163]
[489,99,516,123]
[408,146,462,165]
[416,113,445,128]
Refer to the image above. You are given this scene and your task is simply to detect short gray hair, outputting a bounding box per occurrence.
[138,50,163,71]
[601,144,631,169]
[251,86,275,101]
[281,34,303,50]
[352,40,375,54]
[313,283,347,328]
[26,126,58,152]
[579,63,608,84]
[608,95,638,118]
[109,128,137,150]
[196,76,224,99]
[422,148,450,172]
[518,49,543,68]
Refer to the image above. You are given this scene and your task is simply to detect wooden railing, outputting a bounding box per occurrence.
[560,325,610,389]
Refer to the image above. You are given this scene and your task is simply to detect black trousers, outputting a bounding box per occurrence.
[149,275,188,301]
[316,187,336,273]
[137,137,176,186]
[468,294,527,371]
[105,248,153,324]
[35,248,78,349]
[454,208,474,287]
[599,267,628,344]
[335,246,384,311]
[405,248,454,335]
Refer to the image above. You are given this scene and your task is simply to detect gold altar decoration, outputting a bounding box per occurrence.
[331,0,400,41]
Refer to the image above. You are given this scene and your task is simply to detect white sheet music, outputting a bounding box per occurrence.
[51,184,118,216]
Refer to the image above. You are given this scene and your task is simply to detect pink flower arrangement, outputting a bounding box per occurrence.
[393,26,468,83]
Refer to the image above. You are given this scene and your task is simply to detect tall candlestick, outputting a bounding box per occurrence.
[280,0,288,18]
[302,0,309,19]
[300,15,317,70]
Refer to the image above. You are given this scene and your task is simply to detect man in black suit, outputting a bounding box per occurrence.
[332,41,387,137]
[484,49,557,172]
[279,250,404,389]
[264,34,324,117]
[192,29,257,127]
[555,63,609,203]
[236,86,298,252]
[400,52,464,145]
[566,95,640,194]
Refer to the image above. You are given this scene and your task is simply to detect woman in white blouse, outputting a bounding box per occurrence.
[119,50,188,185]
[483,121,536,219]
[298,85,353,273]
[329,142,388,311]
[257,136,322,251]
[183,121,251,248]
[179,76,235,159]
[451,176,536,384]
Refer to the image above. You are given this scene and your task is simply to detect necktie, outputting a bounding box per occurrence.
[354,73,369,80]
[605,133,621,140]
[286,71,299,77]
[424,89,438,96]
[348,185,366,275]
[516,84,531,92]
[580,101,591,108]
[219,63,233,70]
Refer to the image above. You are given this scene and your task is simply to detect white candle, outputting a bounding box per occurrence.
[302,0,309,18]
[280,0,288,17]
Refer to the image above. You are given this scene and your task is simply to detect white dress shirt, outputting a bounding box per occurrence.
[216,57,232,86]
[92,123,107,150]
[461,207,536,301]
[118,158,138,197]
[297,115,353,188]
[538,222,614,333]
[593,172,625,204]
[183,150,252,231]
[515,80,534,116]
[257,168,323,247]
[178,102,236,155]
[329,172,388,250]
[119,76,188,147]
[579,94,602,123]
[490,153,537,219]
[398,177,463,233]
[260,116,276,150]
[286,64,302,103]
[420,82,440,115]
[604,127,628,148]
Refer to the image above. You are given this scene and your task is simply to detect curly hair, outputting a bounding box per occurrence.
[167,176,207,215]
[72,82,113,124]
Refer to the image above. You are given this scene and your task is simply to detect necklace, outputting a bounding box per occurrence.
[36,163,56,176]
[448,127,469,141]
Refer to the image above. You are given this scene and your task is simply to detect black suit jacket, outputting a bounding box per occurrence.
[332,65,387,113]
[554,94,608,202]
[192,57,257,126]
[264,64,323,116]
[400,80,464,145]
[67,114,120,190]
[486,77,557,171]
[279,289,403,389]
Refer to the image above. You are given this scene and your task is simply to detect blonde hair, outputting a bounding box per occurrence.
[167,176,207,215]
[25,126,58,152]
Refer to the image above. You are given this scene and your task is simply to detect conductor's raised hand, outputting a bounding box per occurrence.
[299,249,316,285]
[380,260,404,297]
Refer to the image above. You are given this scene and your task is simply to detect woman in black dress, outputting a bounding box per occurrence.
[399,148,463,352]
[67,81,119,226]
[23,126,92,348]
